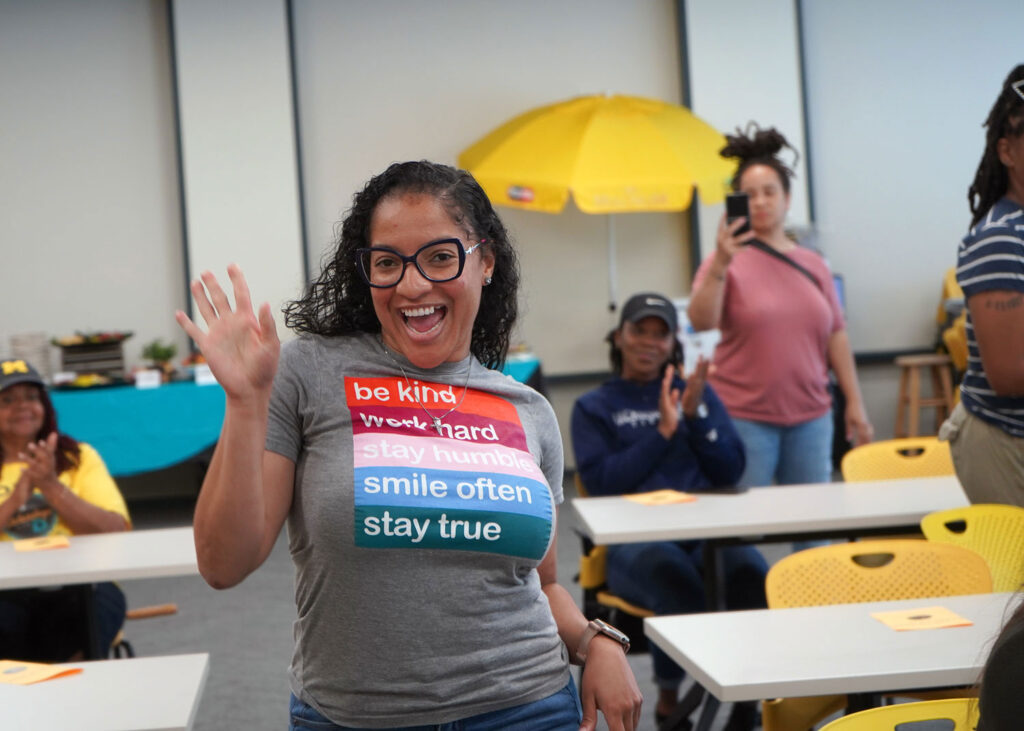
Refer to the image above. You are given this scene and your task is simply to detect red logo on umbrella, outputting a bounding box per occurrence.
[507,185,535,202]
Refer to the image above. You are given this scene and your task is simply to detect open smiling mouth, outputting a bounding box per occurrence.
[402,305,447,334]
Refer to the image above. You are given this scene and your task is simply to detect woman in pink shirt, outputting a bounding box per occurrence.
[688,125,872,491]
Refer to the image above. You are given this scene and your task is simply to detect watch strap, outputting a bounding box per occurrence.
[574,619,630,664]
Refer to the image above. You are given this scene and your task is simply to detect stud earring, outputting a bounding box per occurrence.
[484,276,493,285]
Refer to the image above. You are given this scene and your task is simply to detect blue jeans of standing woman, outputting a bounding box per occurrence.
[605,540,767,691]
[732,412,834,488]
[733,411,834,551]
[288,676,582,730]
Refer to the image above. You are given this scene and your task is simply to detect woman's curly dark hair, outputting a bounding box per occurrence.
[968,64,1024,228]
[0,383,80,474]
[283,161,520,370]
[720,122,799,193]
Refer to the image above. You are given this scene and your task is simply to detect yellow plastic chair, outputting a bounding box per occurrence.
[818,697,979,731]
[936,266,965,327]
[761,540,991,731]
[840,437,954,482]
[942,310,969,375]
[922,504,1024,593]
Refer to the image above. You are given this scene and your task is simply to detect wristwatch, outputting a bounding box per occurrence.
[575,618,630,664]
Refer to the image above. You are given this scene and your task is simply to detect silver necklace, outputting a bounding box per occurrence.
[378,338,473,435]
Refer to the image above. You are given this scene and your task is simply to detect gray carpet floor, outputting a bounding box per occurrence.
[121,483,807,731]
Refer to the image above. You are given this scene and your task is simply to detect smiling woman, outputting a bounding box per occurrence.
[174,161,643,731]
[0,359,130,662]
[570,292,766,728]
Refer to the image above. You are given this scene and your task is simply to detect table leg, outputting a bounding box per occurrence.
[79,583,102,660]
[702,541,726,610]
[657,683,705,731]
[693,695,721,731]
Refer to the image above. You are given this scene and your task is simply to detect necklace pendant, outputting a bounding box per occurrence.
[432,417,443,434]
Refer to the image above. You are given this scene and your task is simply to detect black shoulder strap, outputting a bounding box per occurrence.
[747,239,823,293]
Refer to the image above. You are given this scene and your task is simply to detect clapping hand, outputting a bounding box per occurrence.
[679,357,710,419]
[175,264,280,402]
[657,357,710,439]
[18,432,60,495]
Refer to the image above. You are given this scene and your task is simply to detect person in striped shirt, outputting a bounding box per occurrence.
[939,64,1024,507]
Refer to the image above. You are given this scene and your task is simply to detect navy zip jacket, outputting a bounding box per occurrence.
[571,376,744,496]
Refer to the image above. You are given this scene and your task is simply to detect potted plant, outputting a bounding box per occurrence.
[142,339,178,381]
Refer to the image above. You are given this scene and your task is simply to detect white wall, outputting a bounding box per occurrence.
[172,0,305,337]
[0,0,184,372]
[291,0,690,376]
[802,0,1024,353]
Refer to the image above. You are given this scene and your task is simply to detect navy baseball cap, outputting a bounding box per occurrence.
[0,359,45,392]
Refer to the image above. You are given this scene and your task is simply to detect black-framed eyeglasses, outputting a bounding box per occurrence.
[355,238,483,288]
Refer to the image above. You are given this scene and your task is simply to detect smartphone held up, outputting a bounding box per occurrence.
[726,192,751,237]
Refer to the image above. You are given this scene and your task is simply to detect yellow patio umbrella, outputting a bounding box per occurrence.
[457,93,736,307]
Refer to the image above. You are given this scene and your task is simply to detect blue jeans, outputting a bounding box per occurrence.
[733,412,834,551]
[606,540,767,690]
[288,677,582,730]
[732,412,833,487]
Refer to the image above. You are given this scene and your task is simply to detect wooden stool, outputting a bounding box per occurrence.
[894,353,955,437]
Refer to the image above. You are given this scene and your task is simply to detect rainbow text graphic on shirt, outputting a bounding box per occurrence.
[347,376,553,559]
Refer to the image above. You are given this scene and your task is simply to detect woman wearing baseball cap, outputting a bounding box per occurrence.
[0,358,131,661]
[571,293,766,730]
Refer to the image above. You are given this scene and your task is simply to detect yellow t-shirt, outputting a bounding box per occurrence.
[0,443,131,540]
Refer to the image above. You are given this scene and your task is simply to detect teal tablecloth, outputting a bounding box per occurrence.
[48,356,540,478]
[51,382,225,477]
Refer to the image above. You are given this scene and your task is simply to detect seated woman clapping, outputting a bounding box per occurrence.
[571,293,766,730]
[0,359,130,661]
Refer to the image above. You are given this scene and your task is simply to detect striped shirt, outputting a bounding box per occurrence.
[956,196,1024,437]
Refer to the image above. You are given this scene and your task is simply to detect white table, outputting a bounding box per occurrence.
[646,592,1014,731]
[1,652,209,731]
[571,475,968,545]
[573,475,969,608]
[0,526,197,590]
[0,527,198,657]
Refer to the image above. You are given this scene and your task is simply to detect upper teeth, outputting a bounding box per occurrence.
[403,306,437,317]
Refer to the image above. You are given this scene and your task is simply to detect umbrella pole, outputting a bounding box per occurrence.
[607,214,617,312]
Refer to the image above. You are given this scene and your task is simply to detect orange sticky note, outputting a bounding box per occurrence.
[624,489,697,506]
[13,535,70,552]
[870,605,974,631]
[0,660,82,685]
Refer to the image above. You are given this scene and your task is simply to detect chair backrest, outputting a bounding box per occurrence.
[765,539,992,608]
[840,437,954,482]
[818,697,978,731]
[921,504,1024,593]
[578,543,608,590]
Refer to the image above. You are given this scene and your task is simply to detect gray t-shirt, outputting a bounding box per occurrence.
[266,332,568,726]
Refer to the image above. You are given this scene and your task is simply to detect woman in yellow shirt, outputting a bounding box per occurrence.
[0,359,130,661]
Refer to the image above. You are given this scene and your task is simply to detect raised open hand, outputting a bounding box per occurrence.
[175,264,280,402]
